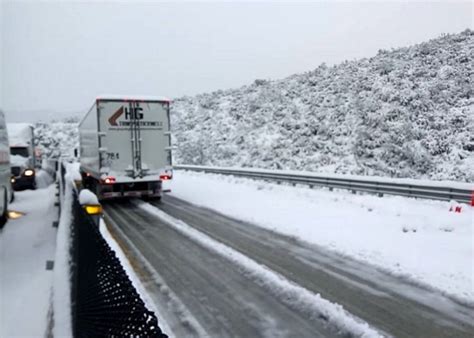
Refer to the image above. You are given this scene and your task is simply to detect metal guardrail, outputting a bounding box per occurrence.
[174,165,473,204]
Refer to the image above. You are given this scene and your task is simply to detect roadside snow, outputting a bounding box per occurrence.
[68,162,81,181]
[0,185,57,337]
[79,189,99,205]
[52,176,73,338]
[138,201,382,338]
[165,170,474,303]
[36,169,55,188]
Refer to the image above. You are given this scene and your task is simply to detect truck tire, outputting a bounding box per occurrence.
[9,191,15,203]
[0,190,8,228]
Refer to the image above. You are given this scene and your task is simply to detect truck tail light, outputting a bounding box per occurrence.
[160,174,172,181]
[103,176,116,184]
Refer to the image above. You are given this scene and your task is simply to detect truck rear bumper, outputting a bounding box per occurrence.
[102,190,160,199]
[98,181,162,200]
[81,171,163,200]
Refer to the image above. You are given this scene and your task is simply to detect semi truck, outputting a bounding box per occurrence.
[7,123,37,190]
[78,95,173,200]
[0,111,13,227]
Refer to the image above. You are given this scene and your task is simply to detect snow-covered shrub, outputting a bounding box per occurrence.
[171,30,474,181]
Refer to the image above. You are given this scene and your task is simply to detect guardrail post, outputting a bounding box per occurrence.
[375,182,383,197]
[78,189,102,226]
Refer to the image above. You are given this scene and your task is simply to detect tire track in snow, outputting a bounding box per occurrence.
[137,200,382,338]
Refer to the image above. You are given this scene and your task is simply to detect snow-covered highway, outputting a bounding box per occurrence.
[103,201,342,337]
[102,196,474,337]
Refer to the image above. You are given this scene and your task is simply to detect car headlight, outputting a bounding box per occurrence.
[10,177,16,183]
[23,169,35,177]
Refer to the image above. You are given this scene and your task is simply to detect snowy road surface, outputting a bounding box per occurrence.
[103,202,341,337]
[0,183,57,337]
[165,170,473,302]
[103,197,474,337]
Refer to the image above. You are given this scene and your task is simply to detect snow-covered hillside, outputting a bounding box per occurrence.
[31,31,473,181]
[34,117,79,159]
[172,30,474,182]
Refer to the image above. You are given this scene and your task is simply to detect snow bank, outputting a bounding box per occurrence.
[52,173,74,337]
[138,201,382,337]
[67,162,81,181]
[36,169,55,189]
[79,189,99,205]
[165,170,474,303]
[0,186,57,336]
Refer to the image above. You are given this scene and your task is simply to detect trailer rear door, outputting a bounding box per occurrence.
[98,99,171,177]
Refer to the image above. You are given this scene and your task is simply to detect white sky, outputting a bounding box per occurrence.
[0,0,473,121]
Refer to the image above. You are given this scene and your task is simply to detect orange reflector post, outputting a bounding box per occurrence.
[84,205,103,215]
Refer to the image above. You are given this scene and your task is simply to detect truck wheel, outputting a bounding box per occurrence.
[9,191,15,203]
[0,191,8,228]
[31,181,37,190]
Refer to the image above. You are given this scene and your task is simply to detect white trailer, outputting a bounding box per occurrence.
[78,95,173,200]
[7,123,37,190]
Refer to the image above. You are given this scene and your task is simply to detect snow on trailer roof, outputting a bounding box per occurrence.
[7,123,34,147]
[96,94,171,102]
